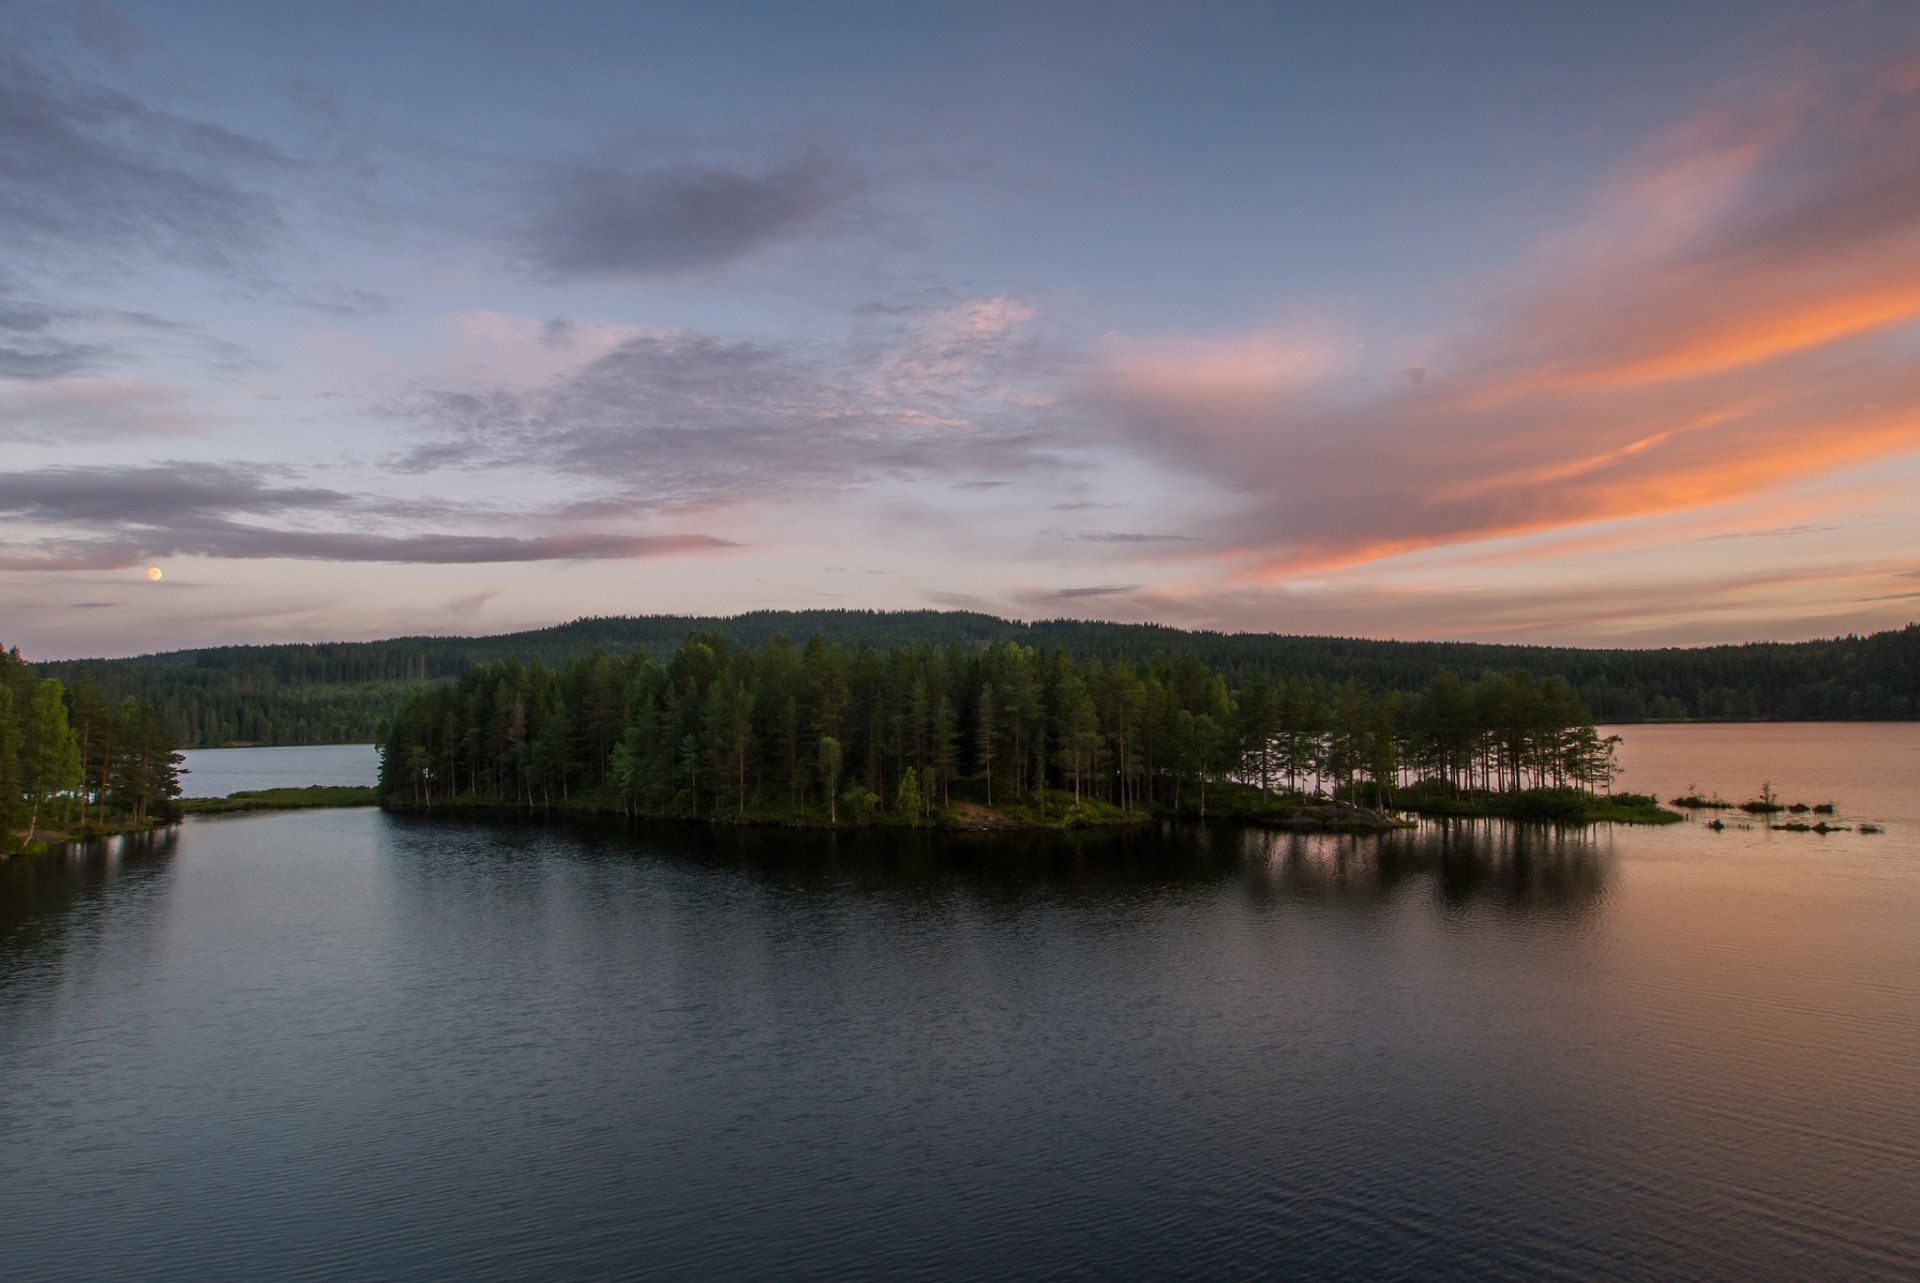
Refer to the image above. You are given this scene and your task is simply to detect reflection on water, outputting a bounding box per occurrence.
[1244,820,1608,911]
[380,811,1611,916]
[0,829,179,994]
[3,731,1917,1283]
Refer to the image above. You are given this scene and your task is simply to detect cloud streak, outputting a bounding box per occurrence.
[0,463,736,570]
[395,297,1068,505]
[0,39,286,269]
[519,150,863,279]
[1090,52,1920,577]
[0,462,348,522]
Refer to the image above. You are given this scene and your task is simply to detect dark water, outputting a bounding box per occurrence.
[4,728,1917,1281]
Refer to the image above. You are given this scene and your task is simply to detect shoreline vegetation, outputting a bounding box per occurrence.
[377,783,1680,833]
[1671,781,1836,814]
[178,785,380,815]
[377,632,1683,833]
[31,616,1919,849]
[34,611,1920,750]
[378,788,1677,833]
[2,646,183,858]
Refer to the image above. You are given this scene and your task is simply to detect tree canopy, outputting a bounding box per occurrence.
[1,647,182,851]
[377,633,1622,824]
[37,611,1920,749]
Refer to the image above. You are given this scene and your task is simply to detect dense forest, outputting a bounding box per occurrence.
[377,633,1625,826]
[35,611,1920,748]
[1,647,183,853]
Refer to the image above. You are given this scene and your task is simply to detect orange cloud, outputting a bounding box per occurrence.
[1092,48,1920,580]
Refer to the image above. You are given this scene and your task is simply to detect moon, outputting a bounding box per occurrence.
[146,566,163,582]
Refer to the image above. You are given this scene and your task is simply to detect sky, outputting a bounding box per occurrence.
[5,0,1920,659]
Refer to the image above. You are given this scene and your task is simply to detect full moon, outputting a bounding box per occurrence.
[146,566,163,582]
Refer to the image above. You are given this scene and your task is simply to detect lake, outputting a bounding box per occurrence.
[4,725,1917,1281]
[179,743,380,797]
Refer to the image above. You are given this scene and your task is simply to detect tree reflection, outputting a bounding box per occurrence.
[403,810,1609,914]
[0,829,180,984]
[1235,818,1607,913]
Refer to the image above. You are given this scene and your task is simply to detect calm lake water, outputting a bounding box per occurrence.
[179,743,379,797]
[4,725,1916,1281]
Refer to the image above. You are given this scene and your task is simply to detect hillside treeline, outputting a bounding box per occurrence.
[377,634,1619,823]
[1,647,183,851]
[40,612,1920,748]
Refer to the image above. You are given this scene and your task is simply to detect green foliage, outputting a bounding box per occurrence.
[838,784,879,825]
[0,647,181,849]
[1401,787,1680,825]
[179,785,379,814]
[372,630,1638,830]
[21,679,82,834]
[30,612,1920,750]
[108,697,185,824]
[0,685,22,847]
[896,767,922,826]
[818,735,843,823]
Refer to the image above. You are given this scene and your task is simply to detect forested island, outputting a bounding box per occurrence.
[376,633,1672,831]
[39,612,1920,750]
[1,647,183,855]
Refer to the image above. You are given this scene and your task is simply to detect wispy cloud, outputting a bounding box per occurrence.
[517,149,864,279]
[0,462,347,523]
[1065,531,1197,544]
[393,298,1067,505]
[1692,523,1844,542]
[0,462,736,570]
[1049,583,1141,599]
[1081,556,1920,646]
[0,523,737,573]
[1089,51,1920,577]
[0,377,207,440]
[0,37,286,270]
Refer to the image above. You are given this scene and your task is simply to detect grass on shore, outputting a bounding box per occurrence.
[180,785,380,815]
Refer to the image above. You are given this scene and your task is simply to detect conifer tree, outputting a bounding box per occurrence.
[0,686,22,850]
[818,735,843,824]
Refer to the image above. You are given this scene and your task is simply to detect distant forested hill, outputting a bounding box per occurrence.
[27,611,1920,747]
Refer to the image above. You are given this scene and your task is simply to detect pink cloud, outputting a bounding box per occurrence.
[1090,50,1920,578]
[0,377,203,440]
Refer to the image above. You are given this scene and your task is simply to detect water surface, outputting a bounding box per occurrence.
[4,725,1916,1281]
[179,743,378,797]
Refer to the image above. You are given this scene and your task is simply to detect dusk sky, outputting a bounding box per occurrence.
[5,0,1920,658]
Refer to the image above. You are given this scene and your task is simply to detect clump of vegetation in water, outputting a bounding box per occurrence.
[1402,785,1680,825]
[1671,784,1735,809]
[1736,783,1837,816]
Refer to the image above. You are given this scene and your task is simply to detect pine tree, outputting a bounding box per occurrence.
[975,682,995,806]
[818,735,843,824]
[0,686,22,850]
[932,695,957,806]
